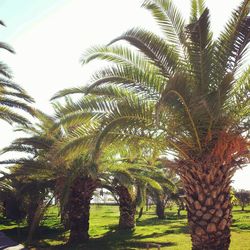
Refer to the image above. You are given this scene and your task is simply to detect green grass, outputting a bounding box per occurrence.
[0,205,249,249]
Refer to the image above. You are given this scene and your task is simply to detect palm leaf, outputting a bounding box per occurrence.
[142,0,185,49]
[109,28,180,76]
[213,0,250,84]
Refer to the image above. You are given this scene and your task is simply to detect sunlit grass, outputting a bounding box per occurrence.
[0,205,249,249]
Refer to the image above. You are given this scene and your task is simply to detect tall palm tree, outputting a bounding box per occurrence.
[52,0,250,249]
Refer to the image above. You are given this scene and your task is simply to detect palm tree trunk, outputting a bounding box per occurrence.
[27,195,41,228]
[137,207,143,220]
[116,186,136,230]
[61,207,70,230]
[241,204,245,211]
[68,177,98,243]
[180,160,233,250]
[156,199,165,219]
[26,196,53,244]
[177,207,181,218]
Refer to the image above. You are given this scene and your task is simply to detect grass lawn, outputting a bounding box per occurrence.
[0,205,249,249]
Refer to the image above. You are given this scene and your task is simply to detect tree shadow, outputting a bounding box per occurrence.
[1,226,28,243]
[137,216,187,227]
[1,219,186,250]
[0,217,19,227]
[0,209,189,250]
[34,226,177,250]
[233,209,250,213]
[1,225,67,249]
[231,223,250,231]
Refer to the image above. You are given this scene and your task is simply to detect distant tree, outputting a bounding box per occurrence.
[235,190,250,211]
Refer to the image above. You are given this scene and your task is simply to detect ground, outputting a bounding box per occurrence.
[0,205,249,249]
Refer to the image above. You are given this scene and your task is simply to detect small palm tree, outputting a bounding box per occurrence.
[0,110,62,242]
[102,150,164,229]
[146,167,177,219]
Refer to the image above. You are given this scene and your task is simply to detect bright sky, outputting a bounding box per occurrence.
[0,0,249,189]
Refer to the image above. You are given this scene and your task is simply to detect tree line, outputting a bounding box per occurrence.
[0,0,249,249]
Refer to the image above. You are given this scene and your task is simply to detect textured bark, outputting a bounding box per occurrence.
[137,207,143,220]
[183,171,232,250]
[156,199,165,219]
[116,186,136,229]
[68,177,99,243]
[26,197,52,244]
[178,133,248,250]
[27,198,40,228]
[55,177,70,230]
[61,208,70,230]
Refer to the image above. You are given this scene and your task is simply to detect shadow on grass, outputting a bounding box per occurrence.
[233,210,250,213]
[0,217,18,227]
[37,227,177,250]
[137,216,186,226]
[231,211,250,232]
[30,219,184,249]
[1,225,67,248]
[1,209,188,250]
[1,222,184,249]
[1,226,28,243]
[231,223,250,231]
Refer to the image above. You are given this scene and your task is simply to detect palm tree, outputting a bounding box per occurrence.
[0,21,34,125]
[52,0,250,249]
[101,153,164,229]
[60,157,100,243]
[146,167,177,219]
[51,95,161,237]
[52,97,168,230]
[0,110,63,243]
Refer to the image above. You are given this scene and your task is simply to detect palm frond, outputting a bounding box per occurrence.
[0,78,31,94]
[0,42,15,54]
[109,28,180,76]
[0,106,31,125]
[142,0,185,49]
[0,20,5,26]
[0,90,34,103]
[190,0,206,22]
[185,8,213,93]
[0,97,35,115]
[213,0,250,84]
[0,61,12,79]
[81,45,159,73]
[87,65,165,94]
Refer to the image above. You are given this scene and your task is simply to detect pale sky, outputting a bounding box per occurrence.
[0,0,249,189]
